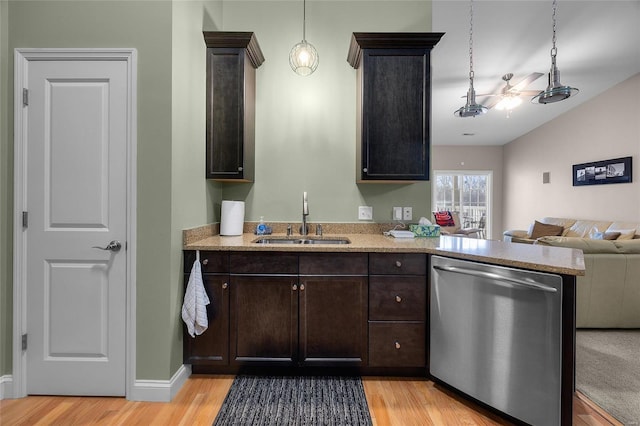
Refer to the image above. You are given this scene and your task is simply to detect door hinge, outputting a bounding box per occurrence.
[22,211,28,228]
[22,334,27,351]
[23,88,29,106]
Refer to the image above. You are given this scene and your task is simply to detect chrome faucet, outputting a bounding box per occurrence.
[300,191,309,235]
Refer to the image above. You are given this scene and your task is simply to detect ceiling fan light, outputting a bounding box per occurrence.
[495,95,522,111]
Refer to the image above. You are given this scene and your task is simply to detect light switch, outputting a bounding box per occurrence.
[393,207,403,220]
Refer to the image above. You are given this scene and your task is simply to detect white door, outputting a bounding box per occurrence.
[20,53,131,396]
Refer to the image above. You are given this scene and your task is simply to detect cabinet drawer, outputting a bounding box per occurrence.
[368,322,426,367]
[369,276,426,321]
[230,252,298,274]
[369,253,426,275]
[184,251,229,273]
[299,253,367,275]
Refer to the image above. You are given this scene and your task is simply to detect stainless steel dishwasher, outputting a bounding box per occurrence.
[430,255,563,426]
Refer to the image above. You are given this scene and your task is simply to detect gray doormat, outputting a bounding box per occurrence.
[576,330,640,425]
[213,375,373,425]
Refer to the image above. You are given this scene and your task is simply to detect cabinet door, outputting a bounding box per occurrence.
[183,274,229,366]
[361,48,430,181]
[299,276,368,366]
[230,275,298,365]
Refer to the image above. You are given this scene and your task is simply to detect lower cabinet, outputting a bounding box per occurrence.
[183,250,426,372]
[230,275,298,365]
[183,252,230,366]
[368,254,427,368]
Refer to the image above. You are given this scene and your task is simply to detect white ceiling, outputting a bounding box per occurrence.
[430,0,640,146]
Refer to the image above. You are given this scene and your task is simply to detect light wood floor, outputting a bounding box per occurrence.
[0,375,621,425]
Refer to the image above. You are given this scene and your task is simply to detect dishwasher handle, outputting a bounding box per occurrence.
[433,265,558,293]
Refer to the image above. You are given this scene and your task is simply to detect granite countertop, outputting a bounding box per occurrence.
[183,230,585,276]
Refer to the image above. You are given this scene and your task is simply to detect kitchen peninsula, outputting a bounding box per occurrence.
[183,226,584,425]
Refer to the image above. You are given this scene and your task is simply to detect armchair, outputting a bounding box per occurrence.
[433,211,481,238]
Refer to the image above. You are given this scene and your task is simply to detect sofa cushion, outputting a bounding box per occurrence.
[564,220,612,238]
[606,222,640,238]
[535,236,620,254]
[615,229,637,240]
[603,231,621,240]
[530,221,564,239]
[613,239,640,254]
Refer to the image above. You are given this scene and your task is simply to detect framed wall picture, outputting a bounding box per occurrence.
[573,156,633,186]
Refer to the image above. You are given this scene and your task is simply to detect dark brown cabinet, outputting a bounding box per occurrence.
[203,32,264,182]
[182,251,229,368]
[347,33,443,182]
[182,250,426,372]
[368,253,427,368]
[299,253,368,366]
[229,252,368,367]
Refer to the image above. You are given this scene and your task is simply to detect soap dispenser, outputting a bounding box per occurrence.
[256,216,267,235]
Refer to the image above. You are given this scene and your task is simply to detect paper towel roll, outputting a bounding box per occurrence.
[220,201,245,236]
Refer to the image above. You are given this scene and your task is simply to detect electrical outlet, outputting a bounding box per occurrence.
[403,207,412,221]
[358,206,373,220]
[392,207,403,221]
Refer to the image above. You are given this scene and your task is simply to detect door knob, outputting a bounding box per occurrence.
[92,240,122,252]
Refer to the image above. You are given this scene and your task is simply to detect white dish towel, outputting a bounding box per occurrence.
[181,250,210,337]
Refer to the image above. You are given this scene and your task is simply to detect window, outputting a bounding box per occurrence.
[432,171,491,238]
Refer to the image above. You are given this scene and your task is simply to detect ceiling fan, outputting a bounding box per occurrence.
[477,72,544,113]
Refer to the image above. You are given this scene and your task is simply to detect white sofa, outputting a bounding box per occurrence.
[504,217,640,328]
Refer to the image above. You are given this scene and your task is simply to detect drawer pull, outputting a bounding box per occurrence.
[395,295,402,303]
[395,260,402,268]
[300,284,305,291]
[202,258,209,265]
[395,341,401,350]
[222,282,228,289]
[292,284,298,291]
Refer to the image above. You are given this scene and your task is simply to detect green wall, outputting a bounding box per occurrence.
[0,0,432,386]
[221,1,433,224]
[170,0,223,377]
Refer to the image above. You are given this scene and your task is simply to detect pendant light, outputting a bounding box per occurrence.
[454,0,487,118]
[289,0,319,76]
[532,0,578,104]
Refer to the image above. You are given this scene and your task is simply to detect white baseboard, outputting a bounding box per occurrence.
[129,364,191,402]
[0,375,14,399]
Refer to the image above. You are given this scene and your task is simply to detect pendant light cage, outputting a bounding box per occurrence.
[454,0,487,118]
[289,0,319,76]
[532,0,578,104]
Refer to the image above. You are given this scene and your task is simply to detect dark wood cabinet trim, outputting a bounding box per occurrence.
[203,31,265,68]
[347,32,444,68]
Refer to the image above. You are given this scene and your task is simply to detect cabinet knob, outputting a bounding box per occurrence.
[395,341,401,350]
[202,258,209,265]
[222,282,228,289]
[395,260,402,268]
[363,167,368,173]
[395,295,402,303]
[238,166,243,171]
[300,284,305,291]
[292,284,298,291]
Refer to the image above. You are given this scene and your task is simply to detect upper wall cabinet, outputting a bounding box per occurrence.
[203,32,265,182]
[347,33,443,182]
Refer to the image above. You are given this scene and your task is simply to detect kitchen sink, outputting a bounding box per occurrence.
[253,237,350,245]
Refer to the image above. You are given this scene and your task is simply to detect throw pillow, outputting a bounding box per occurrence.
[530,220,564,239]
[433,211,456,227]
[603,231,621,240]
[616,229,637,240]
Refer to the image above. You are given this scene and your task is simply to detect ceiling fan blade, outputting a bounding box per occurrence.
[518,90,543,96]
[482,96,502,110]
[510,72,544,92]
